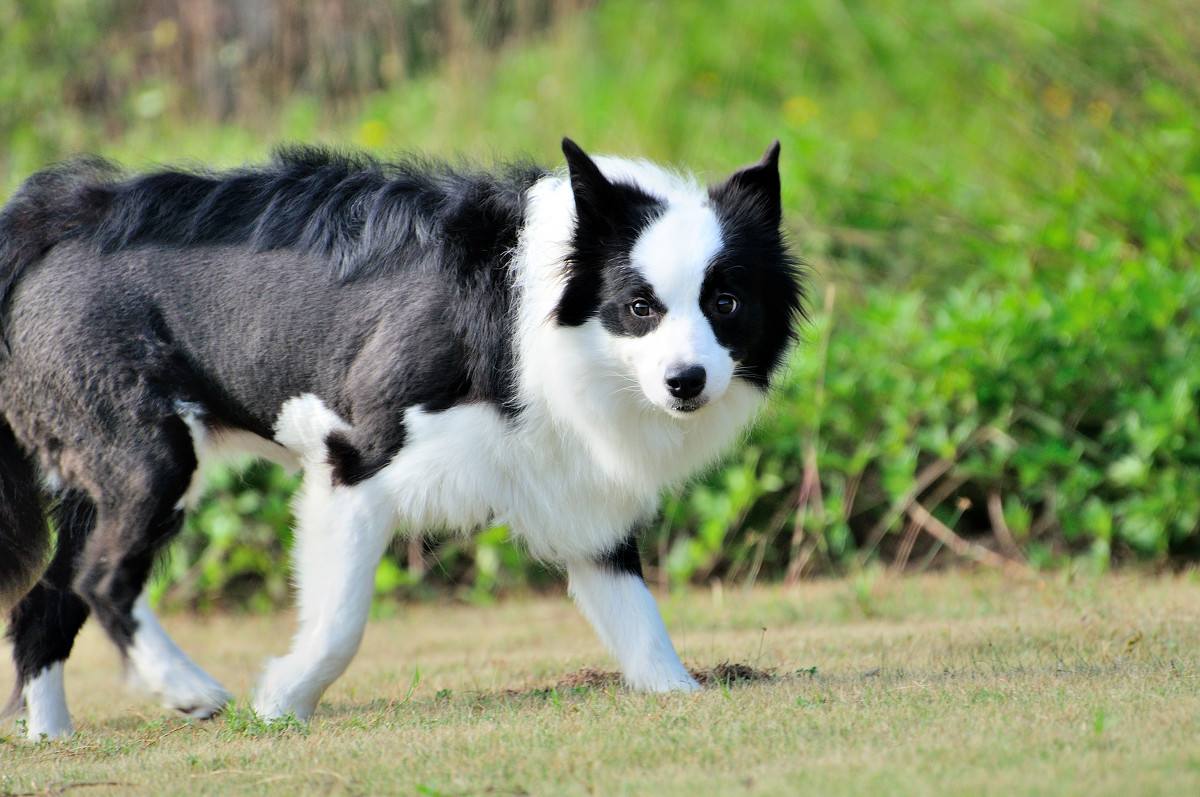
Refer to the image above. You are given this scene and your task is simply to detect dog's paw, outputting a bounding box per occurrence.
[127,654,231,720]
[18,664,75,740]
[624,661,702,693]
[251,656,322,721]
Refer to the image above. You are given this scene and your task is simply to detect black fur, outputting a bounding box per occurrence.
[706,142,804,386]
[0,147,548,685]
[68,416,196,652]
[0,417,48,612]
[596,533,644,579]
[596,266,668,338]
[327,426,406,487]
[2,491,93,718]
[557,139,802,381]
[0,147,545,440]
[0,157,118,353]
[556,138,666,326]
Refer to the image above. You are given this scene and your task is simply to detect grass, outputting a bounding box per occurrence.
[3,571,1199,795]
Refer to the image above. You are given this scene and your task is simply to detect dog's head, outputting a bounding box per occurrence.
[556,138,802,418]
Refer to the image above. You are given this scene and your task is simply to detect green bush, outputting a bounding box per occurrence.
[668,254,1200,584]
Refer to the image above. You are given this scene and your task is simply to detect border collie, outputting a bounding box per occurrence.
[0,138,801,738]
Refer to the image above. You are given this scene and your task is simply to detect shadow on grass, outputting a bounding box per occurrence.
[315,661,782,720]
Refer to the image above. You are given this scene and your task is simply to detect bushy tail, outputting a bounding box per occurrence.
[0,160,113,608]
[0,157,117,354]
[0,416,48,611]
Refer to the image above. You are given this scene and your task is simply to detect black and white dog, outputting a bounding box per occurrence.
[0,138,801,738]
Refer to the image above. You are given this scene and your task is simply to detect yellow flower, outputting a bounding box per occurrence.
[1041,85,1073,119]
[783,95,819,127]
[357,120,389,150]
[1086,100,1113,127]
[151,19,178,50]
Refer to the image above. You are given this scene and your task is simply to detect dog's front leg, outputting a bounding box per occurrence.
[567,537,699,692]
[252,469,394,721]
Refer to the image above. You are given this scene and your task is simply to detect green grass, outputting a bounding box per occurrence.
[4,571,1199,795]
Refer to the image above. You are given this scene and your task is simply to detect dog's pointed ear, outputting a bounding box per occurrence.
[713,140,782,227]
[562,137,617,227]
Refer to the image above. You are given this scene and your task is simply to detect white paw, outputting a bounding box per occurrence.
[624,661,701,693]
[127,596,232,718]
[251,657,322,721]
[25,716,75,741]
[128,662,232,719]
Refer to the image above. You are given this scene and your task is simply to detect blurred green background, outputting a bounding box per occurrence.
[3,0,1198,608]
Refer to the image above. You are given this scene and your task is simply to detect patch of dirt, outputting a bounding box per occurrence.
[552,661,775,691]
[691,661,776,686]
[556,668,622,689]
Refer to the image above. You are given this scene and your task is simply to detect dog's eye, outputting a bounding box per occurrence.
[714,293,739,316]
[629,299,654,318]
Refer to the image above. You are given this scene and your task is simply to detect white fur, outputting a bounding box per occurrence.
[272,393,349,463]
[21,662,73,740]
[254,402,395,719]
[568,561,699,691]
[126,593,231,718]
[39,467,64,495]
[625,199,732,412]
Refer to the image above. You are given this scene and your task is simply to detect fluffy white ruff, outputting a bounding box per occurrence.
[126,594,231,718]
[21,662,74,740]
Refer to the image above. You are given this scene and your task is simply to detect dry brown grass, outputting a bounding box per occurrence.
[3,570,1199,795]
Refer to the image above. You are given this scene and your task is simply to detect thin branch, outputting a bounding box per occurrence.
[785,442,824,585]
[905,502,1031,578]
[891,518,921,573]
[987,490,1024,560]
[859,455,957,562]
[891,474,966,572]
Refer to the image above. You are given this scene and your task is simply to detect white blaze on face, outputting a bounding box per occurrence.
[623,200,731,414]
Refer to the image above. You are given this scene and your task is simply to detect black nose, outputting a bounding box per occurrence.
[665,365,707,400]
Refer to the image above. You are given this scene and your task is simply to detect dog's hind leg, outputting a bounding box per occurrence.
[252,463,394,720]
[4,491,93,739]
[72,419,230,719]
[121,591,232,718]
[567,535,699,692]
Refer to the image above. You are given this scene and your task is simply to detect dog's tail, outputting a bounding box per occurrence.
[0,157,117,356]
[0,415,48,612]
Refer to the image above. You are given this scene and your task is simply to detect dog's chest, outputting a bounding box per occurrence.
[375,403,657,561]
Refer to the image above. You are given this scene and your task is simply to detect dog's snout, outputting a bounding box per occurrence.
[665,365,706,400]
